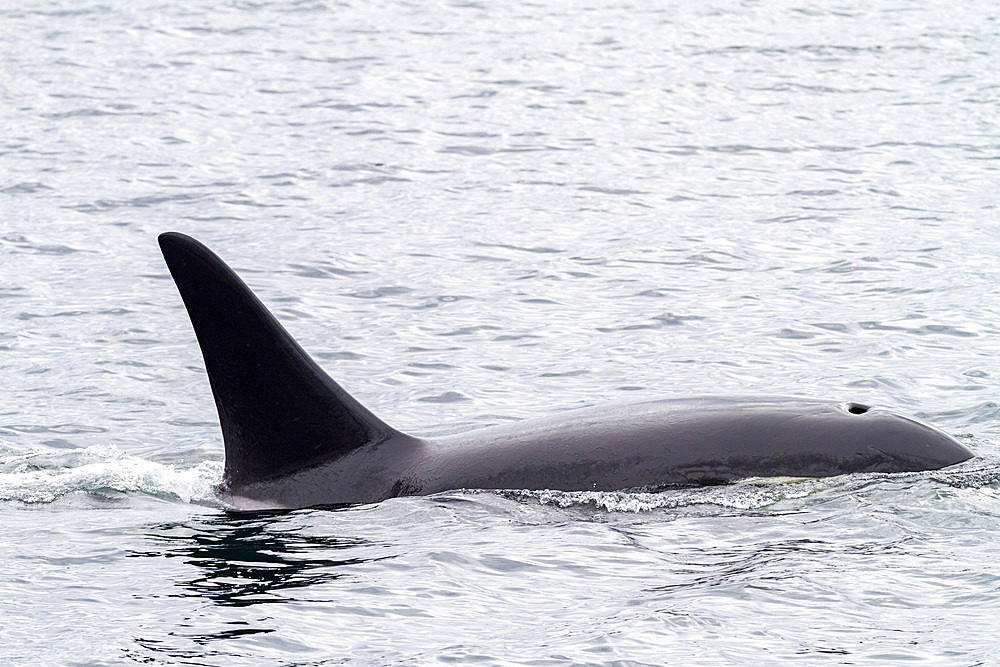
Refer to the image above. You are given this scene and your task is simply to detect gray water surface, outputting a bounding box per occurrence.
[2,0,999,664]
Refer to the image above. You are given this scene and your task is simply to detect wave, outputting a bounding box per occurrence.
[501,477,835,512]
[0,443,223,505]
[501,454,1000,512]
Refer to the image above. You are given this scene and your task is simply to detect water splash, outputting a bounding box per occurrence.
[501,477,835,512]
[502,455,999,513]
[0,443,223,505]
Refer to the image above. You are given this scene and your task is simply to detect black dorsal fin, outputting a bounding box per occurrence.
[158,232,397,487]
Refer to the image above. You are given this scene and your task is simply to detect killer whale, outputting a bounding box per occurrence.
[158,232,975,509]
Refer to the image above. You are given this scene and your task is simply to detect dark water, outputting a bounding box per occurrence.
[2,0,999,663]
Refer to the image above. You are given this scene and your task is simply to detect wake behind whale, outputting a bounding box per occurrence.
[158,232,974,509]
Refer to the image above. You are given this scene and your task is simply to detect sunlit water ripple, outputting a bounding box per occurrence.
[1,0,999,663]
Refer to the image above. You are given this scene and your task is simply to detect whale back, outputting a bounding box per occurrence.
[158,232,975,509]
[158,232,397,488]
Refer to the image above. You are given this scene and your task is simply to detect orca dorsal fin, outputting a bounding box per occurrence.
[158,232,397,487]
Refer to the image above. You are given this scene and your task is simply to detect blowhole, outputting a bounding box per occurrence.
[845,402,870,415]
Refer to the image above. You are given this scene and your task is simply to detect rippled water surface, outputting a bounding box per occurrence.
[2,0,999,664]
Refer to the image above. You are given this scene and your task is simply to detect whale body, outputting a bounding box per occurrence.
[158,232,974,509]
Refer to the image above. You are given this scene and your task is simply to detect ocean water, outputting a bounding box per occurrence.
[2,0,999,663]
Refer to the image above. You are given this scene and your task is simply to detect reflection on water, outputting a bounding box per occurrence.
[130,509,382,607]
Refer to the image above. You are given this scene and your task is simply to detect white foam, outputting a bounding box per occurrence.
[0,443,223,505]
[504,478,832,513]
